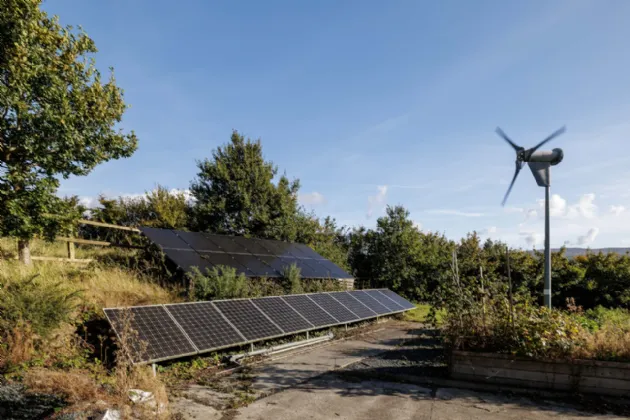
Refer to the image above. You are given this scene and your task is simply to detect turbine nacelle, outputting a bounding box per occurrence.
[528,148,563,165]
[496,126,566,206]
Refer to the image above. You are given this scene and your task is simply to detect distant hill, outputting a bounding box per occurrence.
[527,248,630,257]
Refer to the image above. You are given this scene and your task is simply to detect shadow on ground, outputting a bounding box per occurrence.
[250,326,630,418]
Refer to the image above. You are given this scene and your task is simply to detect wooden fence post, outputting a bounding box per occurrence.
[67,237,76,261]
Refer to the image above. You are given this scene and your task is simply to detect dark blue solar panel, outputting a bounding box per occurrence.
[328,292,377,319]
[282,294,337,327]
[308,293,358,323]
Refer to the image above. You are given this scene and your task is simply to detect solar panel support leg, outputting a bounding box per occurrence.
[250,343,255,352]
[306,331,309,340]
[345,324,348,332]
[152,363,157,377]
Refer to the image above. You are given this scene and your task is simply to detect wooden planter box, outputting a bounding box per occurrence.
[451,350,630,397]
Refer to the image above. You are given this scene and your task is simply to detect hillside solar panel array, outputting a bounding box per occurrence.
[140,227,352,279]
[104,289,415,364]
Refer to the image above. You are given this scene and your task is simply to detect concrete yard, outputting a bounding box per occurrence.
[172,320,629,420]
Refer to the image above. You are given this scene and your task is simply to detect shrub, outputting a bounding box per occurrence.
[281,263,303,294]
[189,266,249,300]
[0,274,80,339]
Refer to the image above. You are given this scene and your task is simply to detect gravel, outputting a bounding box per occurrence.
[338,326,448,380]
[0,381,66,420]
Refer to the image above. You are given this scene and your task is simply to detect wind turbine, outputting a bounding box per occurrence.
[497,126,566,309]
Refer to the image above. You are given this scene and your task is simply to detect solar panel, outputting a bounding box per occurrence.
[348,290,390,315]
[281,294,338,327]
[165,302,246,352]
[256,239,297,259]
[229,254,281,277]
[313,259,352,279]
[176,231,223,252]
[364,289,404,312]
[104,306,196,363]
[213,300,283,340]
[140,227,190,250]
[166,249,214,273]
[104,289,414,364]
[204,234,250,254]
[199,252,253,276]
[328,291,377,319]
[377,289,416,310]
[307,293,358,323]
[291,243,325,260]
[290,259,323,278]
[229,236,271,255]
[266,257,301,275]
[251,296,313,333]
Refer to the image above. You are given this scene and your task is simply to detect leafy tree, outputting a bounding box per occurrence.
[0,0,137,263]
[190,130,301,240]
[144,185,190,229]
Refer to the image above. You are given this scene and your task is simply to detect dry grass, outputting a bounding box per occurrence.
[576,325,630,362]
[2,323,35,367]
[23,368,108,404]
[0,257,178,312]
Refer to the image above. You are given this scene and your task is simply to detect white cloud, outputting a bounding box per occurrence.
[413,221,423,231]
[481,226,498,236]
[572,193,597,219]
[536,193,597,219]
[426,209,485,217]
[576,227,600,246]
[504,207,525,214]
[367,185,388,218]
[520,231,542,247]
[610,205,626,216]
[78,196,100,209]
[298,192,326,206]
[537,194,567,217]
[77,188,196,209]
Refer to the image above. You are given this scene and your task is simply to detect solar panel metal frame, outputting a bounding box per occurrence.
[376,289,416,311]
[104,288,413,365]
[327,291,378,320]
[103,305,198,364]
[307,293,359,323]
[250,296,314,334]
[212,298,285,341]
[363,289,406,312]
[164,301,249,353]
[347,290,391,314]
[280,293,339,328]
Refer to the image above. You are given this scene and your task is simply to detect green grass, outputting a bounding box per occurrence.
[403,303,431,323]
[403,303,445,325]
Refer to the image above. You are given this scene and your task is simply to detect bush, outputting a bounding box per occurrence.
[189,266,249,300]
[0,274,80,339]
[281,263,303,294]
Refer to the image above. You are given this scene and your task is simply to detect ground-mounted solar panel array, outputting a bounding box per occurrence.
[104,289,414,364]
[140,227,352,279]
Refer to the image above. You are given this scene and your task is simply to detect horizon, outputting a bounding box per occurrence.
[44,0,630,249]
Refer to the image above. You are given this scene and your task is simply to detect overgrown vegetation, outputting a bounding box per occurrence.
[188,264,343,301]
[433,250,630,362]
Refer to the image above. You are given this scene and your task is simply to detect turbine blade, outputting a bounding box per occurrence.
[496,127,521,152]
[528,126,566,156]
[501,162,522,206]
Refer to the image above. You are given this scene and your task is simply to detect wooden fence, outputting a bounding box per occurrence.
[28,219,142,264]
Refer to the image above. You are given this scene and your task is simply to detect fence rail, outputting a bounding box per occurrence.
[14,219,143,264]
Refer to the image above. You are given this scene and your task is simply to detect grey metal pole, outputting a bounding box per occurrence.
[544,185,551,309]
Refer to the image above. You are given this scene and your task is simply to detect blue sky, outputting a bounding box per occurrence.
[46,0,630,248]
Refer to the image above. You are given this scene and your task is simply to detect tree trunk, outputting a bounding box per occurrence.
[18,239,32,265]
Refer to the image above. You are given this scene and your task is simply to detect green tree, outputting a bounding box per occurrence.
[190,130,301,240]
[145,185,190,229]
[0,0,137,263]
